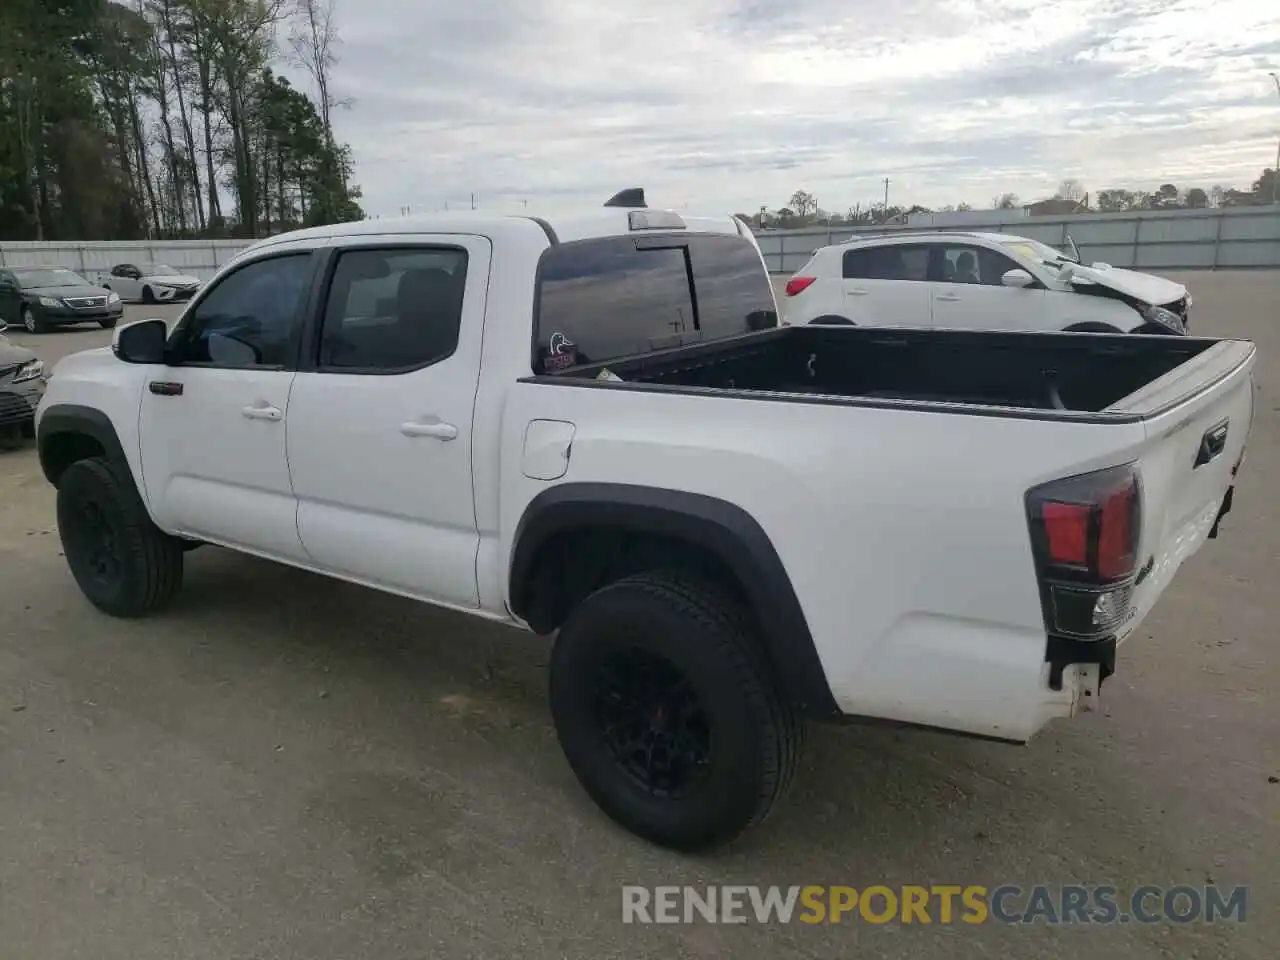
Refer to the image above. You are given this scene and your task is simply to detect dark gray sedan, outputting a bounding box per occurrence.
[0,265,124,333]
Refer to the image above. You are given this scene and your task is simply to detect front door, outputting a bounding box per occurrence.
[839,243,933,327]
[137,249,317,561]
[927,243,1045,332]
[286,236,490,609]
[0,271,19,326]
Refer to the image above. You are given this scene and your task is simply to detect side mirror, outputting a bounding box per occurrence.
[113,318,168,364]
[1001,268,1036,289]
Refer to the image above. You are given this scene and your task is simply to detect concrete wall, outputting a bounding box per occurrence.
[0,239,253,280]
[755,206,1280,274]
[3,206,1277,281]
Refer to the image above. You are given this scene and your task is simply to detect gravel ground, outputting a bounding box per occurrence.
[0,273,1276,959]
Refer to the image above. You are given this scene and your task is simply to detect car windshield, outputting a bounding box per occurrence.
[12,268,89,288]
[999,237,1073,269]
[141,264,181,275]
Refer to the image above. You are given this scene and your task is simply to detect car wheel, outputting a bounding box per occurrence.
[1063,322,1122,334]
[550,572,804,851]
[142,285,155,304]
[98,316,118,329]
[56,457,184,618]
[21,305,44,333]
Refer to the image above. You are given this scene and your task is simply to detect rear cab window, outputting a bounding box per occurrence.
[533,234,777,373]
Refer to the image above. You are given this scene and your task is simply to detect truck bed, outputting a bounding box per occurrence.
[535,326,1230,419]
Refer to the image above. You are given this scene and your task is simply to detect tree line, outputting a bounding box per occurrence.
[0,0,364,242]
[743,168,1280,229]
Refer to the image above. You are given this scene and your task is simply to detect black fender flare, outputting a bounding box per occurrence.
[37,403,131,486]
[510,482,840,718]
[810,315,855,325]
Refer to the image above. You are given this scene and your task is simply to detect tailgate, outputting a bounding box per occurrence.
[1108,340,1256,640]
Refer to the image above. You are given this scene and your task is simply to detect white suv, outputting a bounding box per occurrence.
[783,231,1192,335]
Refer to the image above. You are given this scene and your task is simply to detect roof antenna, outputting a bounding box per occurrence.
[604,188,646,209]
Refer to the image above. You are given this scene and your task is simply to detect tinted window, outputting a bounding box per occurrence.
[534,235,773,372]
[936,245,1022,286]
[688,236,778,339]
[179,253,311,368]
[842,245,930,281]
[12,268,90,288]
[318,247,467,371]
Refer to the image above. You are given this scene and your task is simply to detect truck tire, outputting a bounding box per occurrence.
[550,572,804,850]
[56,457,184,618]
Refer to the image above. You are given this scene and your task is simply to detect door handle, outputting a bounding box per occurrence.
[846,288,870,296]
[1194,419,1229,468]
[401,419,458,441]
[242,403,283,421]
[936,293,961,302]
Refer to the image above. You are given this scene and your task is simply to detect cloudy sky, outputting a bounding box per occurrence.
[314,0,1280,217]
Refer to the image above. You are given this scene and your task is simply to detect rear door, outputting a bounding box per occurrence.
[928,242,1046,332]
[840,243,933,327]
[286,235,491,609]
[1114,343,1256,640]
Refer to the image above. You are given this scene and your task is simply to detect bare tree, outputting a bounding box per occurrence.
[289,0,346,148]
[788,190,817,218]
[992,192,1019,209]
[1056,178,1085,201]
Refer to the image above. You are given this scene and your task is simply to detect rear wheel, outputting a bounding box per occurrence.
[56,457,184,617]
[811,315,855,325]
[550,572,804,851]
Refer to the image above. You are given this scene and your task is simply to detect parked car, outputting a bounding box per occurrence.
[35,193,1253,851]
[0,266,124,333]
[95,263,203,304]
[783,231,1192,334]
[0,332,44,444]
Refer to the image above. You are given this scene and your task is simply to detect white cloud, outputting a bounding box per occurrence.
[310,0,1280,215]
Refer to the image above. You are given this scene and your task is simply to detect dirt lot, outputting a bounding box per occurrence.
[1,275,1276,959]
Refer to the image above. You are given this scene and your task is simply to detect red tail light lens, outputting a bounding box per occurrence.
[1029,465,1140,583]
[1027,464,1142,644]
[1042,502,1090,567]
[785,276,816,297]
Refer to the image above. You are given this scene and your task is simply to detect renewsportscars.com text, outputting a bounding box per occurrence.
[621,884,1248,925]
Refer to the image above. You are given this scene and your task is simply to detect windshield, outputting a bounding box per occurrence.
[142,263,181,275]
[999,237,1075,269]
[12,268,89,288]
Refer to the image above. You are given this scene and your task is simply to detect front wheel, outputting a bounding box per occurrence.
[56,457,184,617]
[98,316,118,329]
[21,305,44,333]
[550,572,804,851]
[142,285,155,304]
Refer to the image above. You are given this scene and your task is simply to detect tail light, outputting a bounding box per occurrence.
[1026,464,1141,640]
[785,276,816,297]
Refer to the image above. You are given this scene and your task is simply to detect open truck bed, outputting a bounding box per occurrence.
[534,324,1244,421]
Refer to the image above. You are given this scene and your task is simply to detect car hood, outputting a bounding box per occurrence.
[1061,263,1186,306]
[0,334,37,365]
[23,284,109,299]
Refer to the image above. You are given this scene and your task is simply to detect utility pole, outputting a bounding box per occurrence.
[470,192,476,210]
[883,177,890,214]
[1270,73,1280,204]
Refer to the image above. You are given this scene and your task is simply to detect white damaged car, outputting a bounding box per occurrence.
[783,231,1192,335]
[95,263,203,305]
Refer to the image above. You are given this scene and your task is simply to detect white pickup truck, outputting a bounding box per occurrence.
[35,191,1255,850]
